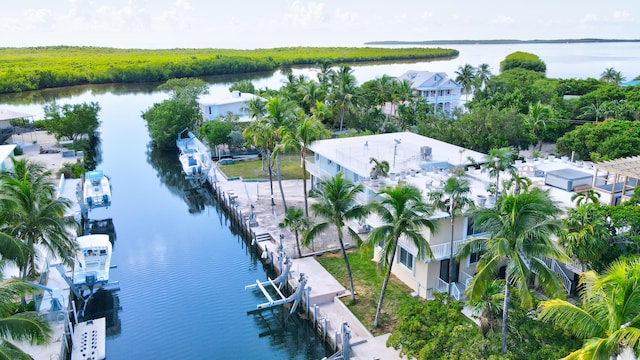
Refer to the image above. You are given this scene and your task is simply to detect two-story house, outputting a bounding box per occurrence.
[396,70,463,113]
[307,132,610,300]
[198,91,265,123]
[307,132,489,299]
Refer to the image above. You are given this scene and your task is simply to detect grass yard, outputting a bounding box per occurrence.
[315,248,420,336]
[219,155,307,180]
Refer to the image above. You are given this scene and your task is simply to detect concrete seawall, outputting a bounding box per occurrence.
[208,166,404,359]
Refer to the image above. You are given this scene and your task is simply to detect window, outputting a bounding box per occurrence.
[336,165,341,172]
[466,216,485,237]
[469,250,484,265]
[399,247,414,271]
[208,106,212,115]
[315,153,319,161]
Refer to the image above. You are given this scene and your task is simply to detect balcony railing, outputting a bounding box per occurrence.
[461,271,474,288]
[543,258,573,294]
[430,239,468,261]
[435,278,462,300]
[304,160,334,181]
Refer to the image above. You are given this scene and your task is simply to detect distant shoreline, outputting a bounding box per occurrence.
[365,38,640,45]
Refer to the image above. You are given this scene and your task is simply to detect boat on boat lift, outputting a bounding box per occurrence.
[176,128,212,182]
[73,234,112,298]
[83,170,111,209]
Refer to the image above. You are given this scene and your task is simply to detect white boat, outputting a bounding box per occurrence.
[176,128,212,181]
[73,234,112,294]
[83,170,111,209]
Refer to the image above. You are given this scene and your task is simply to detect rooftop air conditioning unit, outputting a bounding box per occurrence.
[420,146,432,161]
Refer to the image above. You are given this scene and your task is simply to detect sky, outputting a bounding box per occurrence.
[1,0,639,49]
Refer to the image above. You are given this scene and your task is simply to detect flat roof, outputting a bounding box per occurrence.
[309,131,487,178]
[198,92,265,106]
[310,132,606,213]
[546,168,593,180]
[0,109,34,122]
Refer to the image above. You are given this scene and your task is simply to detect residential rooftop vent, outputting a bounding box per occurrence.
[420,146,432,161]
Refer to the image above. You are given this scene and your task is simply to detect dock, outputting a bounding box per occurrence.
[209,165,405,359]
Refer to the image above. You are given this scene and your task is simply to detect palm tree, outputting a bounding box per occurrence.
[600,67,625,85]
[458,188,566,355]
[243,120,277,206]
[481,147,516,196]
[278,207,311,258]
[571,189,601,206]
[306,173,368,302]
[0,278,53,359]
[365,184,436,327]
[244,96,267,120]
[266,96,298,212]
[469,279,504,338]
[277,111,330,216]
[455,64,476,102]
[504,173,532,196]
[539,257,640,360]
[315,59,335,90]
[527,101,551,151]
[330,65,358,132]
[368,157,390,180]
[579,98,605,123]
[428,177,474,296]
[299,80,325,114]
[475,63,492,90]
[559,203,609,272]
[0,158,76,280]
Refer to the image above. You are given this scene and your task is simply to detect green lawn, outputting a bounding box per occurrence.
[219,155,307,180]
[315,248,419,336]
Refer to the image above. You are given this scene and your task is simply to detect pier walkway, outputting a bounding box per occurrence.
[209,165,404,359]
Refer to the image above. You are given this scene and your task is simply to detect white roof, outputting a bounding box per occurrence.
[198,92,265,106]
[396,70,462,91]
[310,132,600,214]
[309,132,487,178]
[0,109,34,122]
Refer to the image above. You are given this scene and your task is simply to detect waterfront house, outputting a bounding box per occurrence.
[198,91,266,123]
[396,70,463,113]
[0,109,34,144]
[307,132,488,300]
[306,132,620,300]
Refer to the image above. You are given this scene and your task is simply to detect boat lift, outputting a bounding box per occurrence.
[245,257,308,315]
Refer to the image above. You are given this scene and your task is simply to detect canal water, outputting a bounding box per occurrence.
[1,41,638,359]
[76,90,333,359]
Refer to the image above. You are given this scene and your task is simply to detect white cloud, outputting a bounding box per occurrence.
[421,11,434,20]
[611,10,632,21]
[154,0,194,32]
[283,0,326,27]
[23,8,56,30]
[580,14,598,24]
[492,15,515,25]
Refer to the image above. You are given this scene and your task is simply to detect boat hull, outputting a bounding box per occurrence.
[73,234,112,293]
[176,128,212,182]
[83,170,111,209]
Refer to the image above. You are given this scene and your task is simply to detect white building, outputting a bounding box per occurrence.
[307,132,602,299]
[396,70,462,113]
[198,90,265,123]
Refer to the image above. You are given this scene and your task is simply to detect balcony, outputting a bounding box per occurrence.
[429,239,468,261]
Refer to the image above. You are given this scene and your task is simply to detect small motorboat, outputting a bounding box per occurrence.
[73,234,112,296]
[176,128,212,182]
[83,170,111,209]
